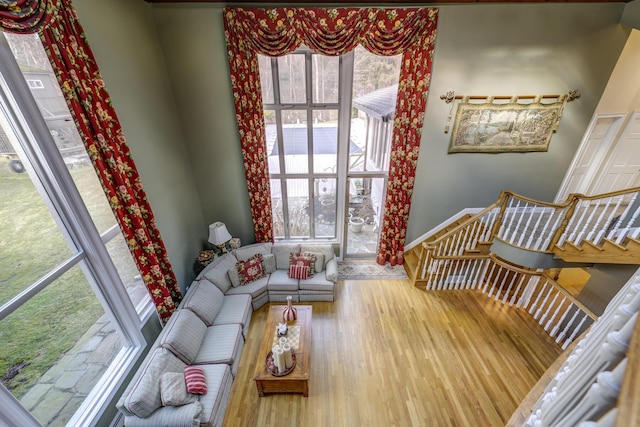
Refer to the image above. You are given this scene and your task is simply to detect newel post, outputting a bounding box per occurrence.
[547,194,579,251]
[490,191,511,239]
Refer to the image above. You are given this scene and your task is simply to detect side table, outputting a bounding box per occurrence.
[194,250,216,275]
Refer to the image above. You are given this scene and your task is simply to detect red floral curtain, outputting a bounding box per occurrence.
[224,7,438,265]
[1,0,181,323]
[0,0,55,33]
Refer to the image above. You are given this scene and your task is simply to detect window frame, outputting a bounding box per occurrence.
[0,33,147,426]
[264,48,347,241]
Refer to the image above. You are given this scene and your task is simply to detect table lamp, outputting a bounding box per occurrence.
[208,222,232,254]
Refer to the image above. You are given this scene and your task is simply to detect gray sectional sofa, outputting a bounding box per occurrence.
[116,242,336,426]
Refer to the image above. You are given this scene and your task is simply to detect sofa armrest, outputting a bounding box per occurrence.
[325,258,338,283]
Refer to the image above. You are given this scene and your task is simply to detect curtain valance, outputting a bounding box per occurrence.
[0,0,57,33]
[225,8,437,57]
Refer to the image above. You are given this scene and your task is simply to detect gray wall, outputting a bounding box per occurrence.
[149,3,628,250]
[73,0,205,293]
[408,3,628,241]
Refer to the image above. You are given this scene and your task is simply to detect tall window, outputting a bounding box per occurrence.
[0,33,146,426]
[259,46,401,255]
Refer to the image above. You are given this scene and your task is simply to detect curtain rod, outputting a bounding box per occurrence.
[440,90,581,104]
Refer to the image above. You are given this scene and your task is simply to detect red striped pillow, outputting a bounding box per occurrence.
[288,253,315,280]
[184,366,207,395]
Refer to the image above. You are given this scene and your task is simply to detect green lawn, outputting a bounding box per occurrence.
[0,156,121,398]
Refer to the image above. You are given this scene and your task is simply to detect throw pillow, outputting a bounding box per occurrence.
[160,372,195,406]
[227,267,241,288]
[236,253,265,285]
[288,253,315,280]
[184,366,207,395]
[263,253,276,274]
[303,251,325,274]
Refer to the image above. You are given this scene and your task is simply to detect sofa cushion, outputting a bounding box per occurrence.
[198,364,232,427]
[233,242,272,261]
[184,365,207,394]
[160,310,207,364]
[182,279,225,326]
[203,254,237,293]
[193,324,243,365]
[228,267,241,288]
[299,273,335,292]
[263,253,276,274]
[225,275,269,298]
[289,253,315,279]
[161,372,195,406]
[267,269,300,291]
[272,243,300,270]
[123,402,202,427]
[236,253,266,284]
[213,294,252,328]
[123,348,186,418]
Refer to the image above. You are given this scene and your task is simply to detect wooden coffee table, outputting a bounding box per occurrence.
[254,305,312,397]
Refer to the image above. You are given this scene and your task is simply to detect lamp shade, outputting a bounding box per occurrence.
[208,222,232,245]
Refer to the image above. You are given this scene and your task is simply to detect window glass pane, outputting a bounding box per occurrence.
[312,109,338,174]
[271,179,284,239]
[278,55,306,104]
[350,46,401,173]
[282,110,308,174]
[312,54,338,104]
[287,179,309,238]
[315,177,336,238]
[0,264,123,425]
[0,150,74,307]
[258,54,274,104]
[265,120,280,174]
[346,177,385,256]
[105,233,149,309]
[5,33,118,236]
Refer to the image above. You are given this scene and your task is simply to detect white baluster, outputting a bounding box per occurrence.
[518,275,541,308]
[564,314,591,350]
[466,219,479,251]
[586,196,614,243]
[554,358,627,427]
[489,266,504,298]
[557,307,581,344]
[526,206,545,248]
[543,208,568,249]
[510,200,530,244]
[529,280,550,317]
[595,195,625,244]
[607,193,637,242]
[564,200,589,245]
[481,208,498,241]
[574,199,602,246]
[483,261,498,294]
[425,258,437,290]
[615,192,640,245]
[510,274,527,306]
[540,292,561,326]
[501,272,519,304]
[535,207,556,250]
[578,407,617,427]
[503,199,522,244]
[535,285,555,321]
[475,259,491,291]
[457,223,471,256]
[546,295,568,332]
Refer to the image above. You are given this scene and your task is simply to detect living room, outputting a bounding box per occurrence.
[2,0,640,425]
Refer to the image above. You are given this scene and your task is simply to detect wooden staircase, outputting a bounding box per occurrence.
[553,236,640,264]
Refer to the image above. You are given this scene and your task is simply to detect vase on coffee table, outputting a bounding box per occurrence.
[282,295,297,323]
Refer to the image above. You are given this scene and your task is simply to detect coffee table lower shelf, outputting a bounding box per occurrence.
[255,375,309,397]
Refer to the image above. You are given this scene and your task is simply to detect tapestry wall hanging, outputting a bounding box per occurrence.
[441,91,580,153]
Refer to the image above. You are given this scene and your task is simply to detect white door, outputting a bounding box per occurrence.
[590,111,640,195]
[554,113,626,202]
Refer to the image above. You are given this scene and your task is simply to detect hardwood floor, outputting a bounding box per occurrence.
[222,279,562,427]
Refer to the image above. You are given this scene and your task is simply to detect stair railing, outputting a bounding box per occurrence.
[417,187,640,284]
